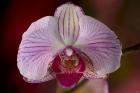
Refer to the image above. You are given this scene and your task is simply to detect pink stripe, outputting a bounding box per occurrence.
[63,8,67,39]
[68,7,70,38]
[76,12,80,42]
[72,9,75,40]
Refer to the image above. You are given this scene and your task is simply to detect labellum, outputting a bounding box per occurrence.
[17,3,122,88]
[51,47,86,87]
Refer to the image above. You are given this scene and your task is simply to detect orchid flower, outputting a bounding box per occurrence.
[17,3,122,88]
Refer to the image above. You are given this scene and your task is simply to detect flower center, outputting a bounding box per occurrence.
[60,48,79,69]
[62,57,79,69]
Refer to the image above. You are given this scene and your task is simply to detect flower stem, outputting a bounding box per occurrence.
[122,43,140,54]
[63,43,140,93]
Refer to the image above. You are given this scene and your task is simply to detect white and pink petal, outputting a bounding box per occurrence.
[17,16,64,82]
[54,3,83,45]
[74,15,122,77]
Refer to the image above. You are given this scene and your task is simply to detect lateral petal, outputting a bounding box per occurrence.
[74,15,122,76]
[17,16,64,82]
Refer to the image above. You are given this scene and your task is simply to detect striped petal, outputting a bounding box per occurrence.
[74,15,122,77]
[17,16,64,82]
[54,3,83,45]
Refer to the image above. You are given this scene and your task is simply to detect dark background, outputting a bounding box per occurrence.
[0,0,140,93]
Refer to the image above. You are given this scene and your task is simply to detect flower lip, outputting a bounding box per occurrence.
[56,73,83,88]
[51,47,86,87]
